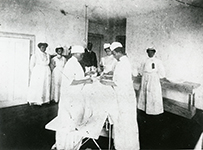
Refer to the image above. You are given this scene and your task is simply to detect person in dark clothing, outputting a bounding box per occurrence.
[80,42,98,73]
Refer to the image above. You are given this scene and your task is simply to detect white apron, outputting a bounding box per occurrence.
[138,57,165,115]
[51,56,66,102]
[27,51,51,105]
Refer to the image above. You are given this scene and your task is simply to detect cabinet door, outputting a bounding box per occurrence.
[0,37,30,108]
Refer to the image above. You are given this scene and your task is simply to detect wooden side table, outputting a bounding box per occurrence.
[133,76,201,119]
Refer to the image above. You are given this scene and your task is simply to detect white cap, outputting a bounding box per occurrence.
[110,42,123,51]
[63,45,68,51]
[104,43,110,49]
[71,45,84,54]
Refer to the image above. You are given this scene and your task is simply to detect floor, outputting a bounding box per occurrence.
[0,102,203,150]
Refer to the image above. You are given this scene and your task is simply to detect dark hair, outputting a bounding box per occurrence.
[55,47,64,53]
[38,43,48,48]
[88,42,92,46]
[104,47,110,52]
[87,42,93,50]
[114,47,126,55]
[146,48,156,53]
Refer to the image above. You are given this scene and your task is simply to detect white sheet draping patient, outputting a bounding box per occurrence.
[45,78,117,149]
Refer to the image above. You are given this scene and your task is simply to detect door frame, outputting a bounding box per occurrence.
[0,31,35,55]
[0,32,35,108]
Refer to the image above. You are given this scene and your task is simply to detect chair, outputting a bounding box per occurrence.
[77,114,113,150]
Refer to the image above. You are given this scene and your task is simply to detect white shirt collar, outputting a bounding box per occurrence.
[119,55,126,61]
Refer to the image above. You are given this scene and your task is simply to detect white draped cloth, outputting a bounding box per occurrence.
[79,79,117,139]
[47,56,86,150]
[46,80,117,149]
[138,56,165,115]
[112,55,140,150]
[46,56,117,149]
[50,56,66,102]
[46,56,140,150]
[27,50,51,105]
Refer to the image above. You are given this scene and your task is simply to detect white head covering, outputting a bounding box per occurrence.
[104,43,110,49]
[63,45,68,51]
[110,42,123,51]
[71,45,84,54]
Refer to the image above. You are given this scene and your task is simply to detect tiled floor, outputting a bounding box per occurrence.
[0,102,203,150]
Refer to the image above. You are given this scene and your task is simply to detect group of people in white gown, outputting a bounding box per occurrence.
[27,42,68,105]
[28,40,166,150]
[99,43,166,115]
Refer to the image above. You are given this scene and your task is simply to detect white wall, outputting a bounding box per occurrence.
[0,0,86,107]
[126,6,203,109]
[0,0,86,55]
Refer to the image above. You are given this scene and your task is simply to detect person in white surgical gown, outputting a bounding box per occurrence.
[105,42,140,150]
[50,46,66,102]
[138,48,165,115]
[27,42,51,105]
[99,43,117,76]
[46,45,92,150]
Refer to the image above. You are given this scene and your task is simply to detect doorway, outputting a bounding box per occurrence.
[116,35,126,48]
[0,32,35,108]
[88,33,104,67]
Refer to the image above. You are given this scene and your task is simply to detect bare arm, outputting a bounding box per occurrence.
[71,78,93,85]
[100,78,116,86]
[50,58,56,71]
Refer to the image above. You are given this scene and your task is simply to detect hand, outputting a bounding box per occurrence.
[85,72,91,76]
[100,79,108,85]
[106,71,113,75]
[161,77,170,82]
[100,78,115,86]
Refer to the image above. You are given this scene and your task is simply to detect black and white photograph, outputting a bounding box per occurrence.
[0,0,203,149]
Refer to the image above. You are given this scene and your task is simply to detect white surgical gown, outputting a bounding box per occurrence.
[113,55,140,150]
[46,56,87,150]
[27,51,51,105]
[100,55,117,74]
[50,56,66,102]
[138,56,165,115]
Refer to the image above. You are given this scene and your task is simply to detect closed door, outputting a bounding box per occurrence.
[0,37,30,108]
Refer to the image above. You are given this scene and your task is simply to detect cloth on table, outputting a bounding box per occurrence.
[45,78,117,147]
[79,79,117,139]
